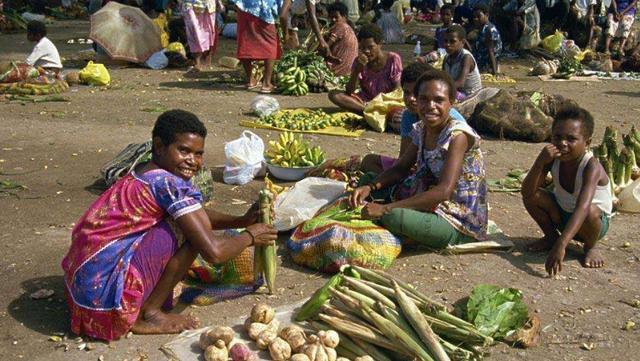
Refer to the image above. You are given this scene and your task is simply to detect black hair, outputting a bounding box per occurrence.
[552,103,595,138]
[413,69,456,101]
[358,23,383,44]
[473,4,490,15]
[401,62,434,86]
[445,24,466,40]
[381,0,394,10]
[327,2,348,17]
[27,20,47,37]
[152,109,207,147]
[440,4,454,14]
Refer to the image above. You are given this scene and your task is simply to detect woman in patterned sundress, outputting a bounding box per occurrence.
[350,70,488,248]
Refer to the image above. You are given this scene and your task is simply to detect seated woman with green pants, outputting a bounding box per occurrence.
[349,69,488,248]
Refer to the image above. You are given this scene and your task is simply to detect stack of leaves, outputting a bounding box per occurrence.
[295,265,494,361]
[487,169,527,193]
[593,125,640,198]
[464,284,529,340]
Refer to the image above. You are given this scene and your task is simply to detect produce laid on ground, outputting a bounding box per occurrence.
[551,56,583,79]
[265,132,326,168]
[254,189,277,294]
[274,50,341,96]
[487,169,527,193]
[593,126,640,202]
[256,109,362,132]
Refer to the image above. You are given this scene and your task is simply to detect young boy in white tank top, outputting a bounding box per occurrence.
[521,104,612,276]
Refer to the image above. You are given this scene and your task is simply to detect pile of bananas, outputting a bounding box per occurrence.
[277,58,309,96]
[305,60,336,93]
[258,110,346,131]
[265,132,326,168]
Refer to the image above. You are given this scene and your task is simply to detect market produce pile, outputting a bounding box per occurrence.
[593,126,640,200]
[551,56,583,79]
[295,265,496,361]
[258,110,359,132]
[274,50,341,96]
[265,132,326,168]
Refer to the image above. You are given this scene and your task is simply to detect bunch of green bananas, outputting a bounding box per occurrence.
[265,132,326,168]
[276,58,309,96]
[258,110,349,131]
[304,60,334,93]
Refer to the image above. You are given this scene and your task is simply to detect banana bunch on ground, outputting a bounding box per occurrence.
[258,109,350,131]
[265,132,326,168]
[277,58,308,96]
[305,60,334,93]
[0,80,69,95]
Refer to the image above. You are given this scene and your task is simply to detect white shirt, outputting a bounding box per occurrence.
[26,37,62,69]
[575,0,597,17]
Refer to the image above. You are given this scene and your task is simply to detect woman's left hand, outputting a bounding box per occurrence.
[362,203,390,220]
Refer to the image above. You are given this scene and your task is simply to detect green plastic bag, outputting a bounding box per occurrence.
[79,61,110,86]
[541,30,564,54]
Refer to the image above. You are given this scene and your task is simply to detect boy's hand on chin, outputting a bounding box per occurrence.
[546,245,565,276]
[539,144,561,165]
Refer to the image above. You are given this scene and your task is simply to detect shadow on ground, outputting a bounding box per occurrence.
[604,91,640,98]
[8,276,70,336]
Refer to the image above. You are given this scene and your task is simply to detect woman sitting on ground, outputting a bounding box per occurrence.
[350,70,488,248]
[62,110,277,340]
[328,23,402,115]
[324,2,358,76]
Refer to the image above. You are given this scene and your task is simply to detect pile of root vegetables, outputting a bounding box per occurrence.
[593,126,640,200]
[295,265,493,361]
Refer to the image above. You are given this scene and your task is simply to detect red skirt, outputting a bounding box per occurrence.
[236,10,281,60]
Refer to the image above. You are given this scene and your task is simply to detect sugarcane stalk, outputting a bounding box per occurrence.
[439,337,476,361]
[334,345,360,360]
[310,320,393,361]
[378,303,424,347]
[337,285,376,308]
[321,303,370,326]
[257,189,276,294]
[295,273,343,321]
[350,265,447,311]
[349,335,396,361]
[631,125,640,143]
[362,303,435,361]
[343,276,397,309]
[317,313,407,354]
[394,282,451,361]
[421,314,491,346]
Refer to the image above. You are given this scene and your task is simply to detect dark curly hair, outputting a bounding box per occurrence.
[27,20,47,37]
[327,2,348,17]
[473,4,490,16]
[553,103,595,138]
[357,24,383,44]
[401,62,434,86]
[445,24,466,41]
[152,109,207,147]
[413,69,456,101]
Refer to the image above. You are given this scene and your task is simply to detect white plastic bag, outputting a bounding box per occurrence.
[250,95,280,117]
[223,131,265,185]
[273,177,347,231]
[618,178,640,213]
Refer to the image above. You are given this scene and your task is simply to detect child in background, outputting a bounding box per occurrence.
[376,0,405,44]
[472,4,502,74]
[360,62,466,173]
[443,25,482,101]
[325,2,358,76]
[521,104,611,276]
[25,20,62,75]
[435,4,455,49]
[604,0,637,55]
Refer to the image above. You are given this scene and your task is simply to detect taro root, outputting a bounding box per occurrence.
[256,329,278,350]
[303,334,337,361]
[250,303,276,324]
[291,354,312,361]
[200,326,235,350]
[280,325,307,352]
[354,357,374,361]
[318,330,339,348]
[229,342,259,361]
[204,340,228,361]
[247,322,268,341]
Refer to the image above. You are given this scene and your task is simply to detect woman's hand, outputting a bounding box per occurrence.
[361,203,389,220]
[245,224,278,246]
[349,185,371,208]
[355,53,368,71]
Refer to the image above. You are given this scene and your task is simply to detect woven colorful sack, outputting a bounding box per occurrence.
[180,229,261,305]
[287,196,401,273]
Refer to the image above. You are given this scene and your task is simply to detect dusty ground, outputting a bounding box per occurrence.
[1,20,639,361]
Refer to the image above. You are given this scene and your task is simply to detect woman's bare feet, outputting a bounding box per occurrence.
[527,236,557,252]
[582,246,605,268]
[131,310,199,335]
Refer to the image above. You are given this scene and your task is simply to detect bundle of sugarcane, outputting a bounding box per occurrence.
[296,265,493,361]
[254,189,277,294]
[593,126,640,197]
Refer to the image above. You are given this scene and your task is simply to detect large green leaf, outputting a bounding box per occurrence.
[466,284,529,339]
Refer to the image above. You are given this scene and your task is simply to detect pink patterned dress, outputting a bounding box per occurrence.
[62,168,202,340]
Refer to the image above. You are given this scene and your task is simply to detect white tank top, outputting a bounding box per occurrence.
[552,152,613,215]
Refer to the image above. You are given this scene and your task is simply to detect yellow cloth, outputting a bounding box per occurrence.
[241,109,365,138]
[152,13,170,48]
[363,88,405,132]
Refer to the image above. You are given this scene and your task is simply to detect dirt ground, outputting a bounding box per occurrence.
[1,20,639,361]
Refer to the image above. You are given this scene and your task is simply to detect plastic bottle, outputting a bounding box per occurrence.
[413,41,421,58]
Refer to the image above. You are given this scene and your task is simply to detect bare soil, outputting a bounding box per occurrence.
[1,20,639,361]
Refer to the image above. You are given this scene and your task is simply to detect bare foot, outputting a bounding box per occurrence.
[527,236,557,252]
[131,310,199,335]
[582,247,605,268]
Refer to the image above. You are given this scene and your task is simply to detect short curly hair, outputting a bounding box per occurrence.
[27,20,47,37]
[553,103,595,138]
[445,24,466,41]
[327,2,348,17]
[413,69,456,101]
[473,4,490,16]
[401,62,434,86]
[357,24,383,44]
[152,109,207,147]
